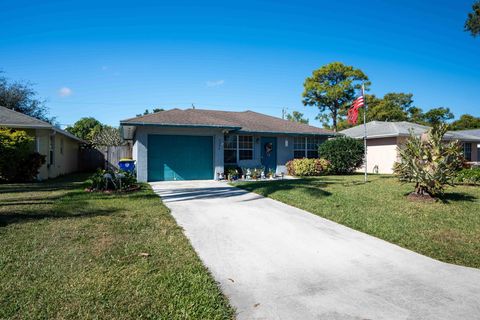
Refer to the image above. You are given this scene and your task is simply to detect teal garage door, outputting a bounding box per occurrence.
[147,135,214,181]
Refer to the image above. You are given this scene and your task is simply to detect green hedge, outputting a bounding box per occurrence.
[318,136,364,174]
[455,168,480,185]
[286,158,330,176]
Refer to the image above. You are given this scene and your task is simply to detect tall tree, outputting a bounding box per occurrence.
[286,111,309,124]
[367,93,418,122]
[66,117,103,142]
[302,62,369,132]
[465,1,480,37]
[450,114,480,130]
[422,107,454,125]
[0,73,53,123]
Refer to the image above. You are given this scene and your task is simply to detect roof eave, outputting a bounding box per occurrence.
[119,122,242,130]
[235,129,335,136]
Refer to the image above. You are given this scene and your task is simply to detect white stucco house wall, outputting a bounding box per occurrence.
[340,121,480,174]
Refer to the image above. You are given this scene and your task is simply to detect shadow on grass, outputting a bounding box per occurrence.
[0,174,125,228]
[400,191,477,204]
[0,206,120,227]
[235,178,332,198]
[0,173,91,194]
[438,192,477,204]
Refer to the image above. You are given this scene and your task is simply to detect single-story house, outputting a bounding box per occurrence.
[340,121,480,174]
[0,106,86,180]
[120,108,334,182]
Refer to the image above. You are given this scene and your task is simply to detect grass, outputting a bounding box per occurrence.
[0,174,234,319]
[234,175,480,269]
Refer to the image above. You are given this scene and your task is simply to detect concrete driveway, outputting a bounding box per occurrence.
[151,180,480,320]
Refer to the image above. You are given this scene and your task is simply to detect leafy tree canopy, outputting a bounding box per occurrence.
[136,108,164,117]
[465,1,480,37]
[286,111,309,124]
[302,62,369,132]
[0,73,53,123]
[450,114,480,130]
[366,93,417,122]
[422,107,454,126]
[91,126,124,147]
[65,117,103,142]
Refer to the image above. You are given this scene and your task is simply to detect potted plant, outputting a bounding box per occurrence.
[268,168,275,179]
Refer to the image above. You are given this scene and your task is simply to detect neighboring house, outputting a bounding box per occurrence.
[0,106,86,180]
[340,121,480,174]
[120,108,334,182]
[455,129,480,161]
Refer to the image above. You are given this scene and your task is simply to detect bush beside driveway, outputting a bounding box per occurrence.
[234,174,480,269]
[0,174,234,319]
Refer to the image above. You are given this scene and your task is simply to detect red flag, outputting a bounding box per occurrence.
[347,96,365,124]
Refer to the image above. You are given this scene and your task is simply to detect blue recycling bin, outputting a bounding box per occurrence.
[118,159,135,172]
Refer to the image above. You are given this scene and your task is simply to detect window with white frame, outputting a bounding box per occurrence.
[306,136,321,158]
[294,137,306,158]
[224,135,237,163]
[464,142,472,161]
[294,136,322,158]
[238,136,253,160]
[224,135,254,163]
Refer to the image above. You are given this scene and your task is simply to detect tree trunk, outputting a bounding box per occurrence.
[332,105,338,132]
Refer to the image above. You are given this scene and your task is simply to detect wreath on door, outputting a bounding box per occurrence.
[264,142,273,157]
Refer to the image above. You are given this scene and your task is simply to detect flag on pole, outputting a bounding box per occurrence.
[347,95,365,124]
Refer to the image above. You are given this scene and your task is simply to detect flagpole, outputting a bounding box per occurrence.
[363,82,367,183]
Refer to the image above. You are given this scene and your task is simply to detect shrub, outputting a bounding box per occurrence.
[455,168,480,185]
[86,169,137,191]
[393,124,463,196]
[286,158,330,176]
[318,136,364,174]
[0,128,46,182]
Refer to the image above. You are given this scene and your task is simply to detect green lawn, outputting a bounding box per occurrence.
[0,174,234,319]
[234,175,480,269]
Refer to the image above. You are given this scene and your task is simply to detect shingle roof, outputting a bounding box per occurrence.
[340,121,480,142]
[454,129,480,138]
[0,106,86,143]
[0,106,52,128]
[121,108,334,135]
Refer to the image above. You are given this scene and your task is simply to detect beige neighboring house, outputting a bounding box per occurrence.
[340,121,480,174]
[0,106,86,180]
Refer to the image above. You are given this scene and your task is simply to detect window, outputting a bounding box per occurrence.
[294,137,305,158]
[224,135,254,163]
[238,136,253,160]
[306,137,321,158]
[294,136,322,158]
[224,135,237,164]
[49,135,55,165]
[464,142,472,161]
[60,138,64,155]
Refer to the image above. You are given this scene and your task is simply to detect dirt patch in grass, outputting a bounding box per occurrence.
[406,192,436,202]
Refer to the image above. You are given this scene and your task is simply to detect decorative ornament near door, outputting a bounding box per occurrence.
[264,142,273,157]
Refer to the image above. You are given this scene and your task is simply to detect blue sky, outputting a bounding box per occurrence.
[1,0,479,127]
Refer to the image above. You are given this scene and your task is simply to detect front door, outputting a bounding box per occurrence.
[261,137,277,174]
